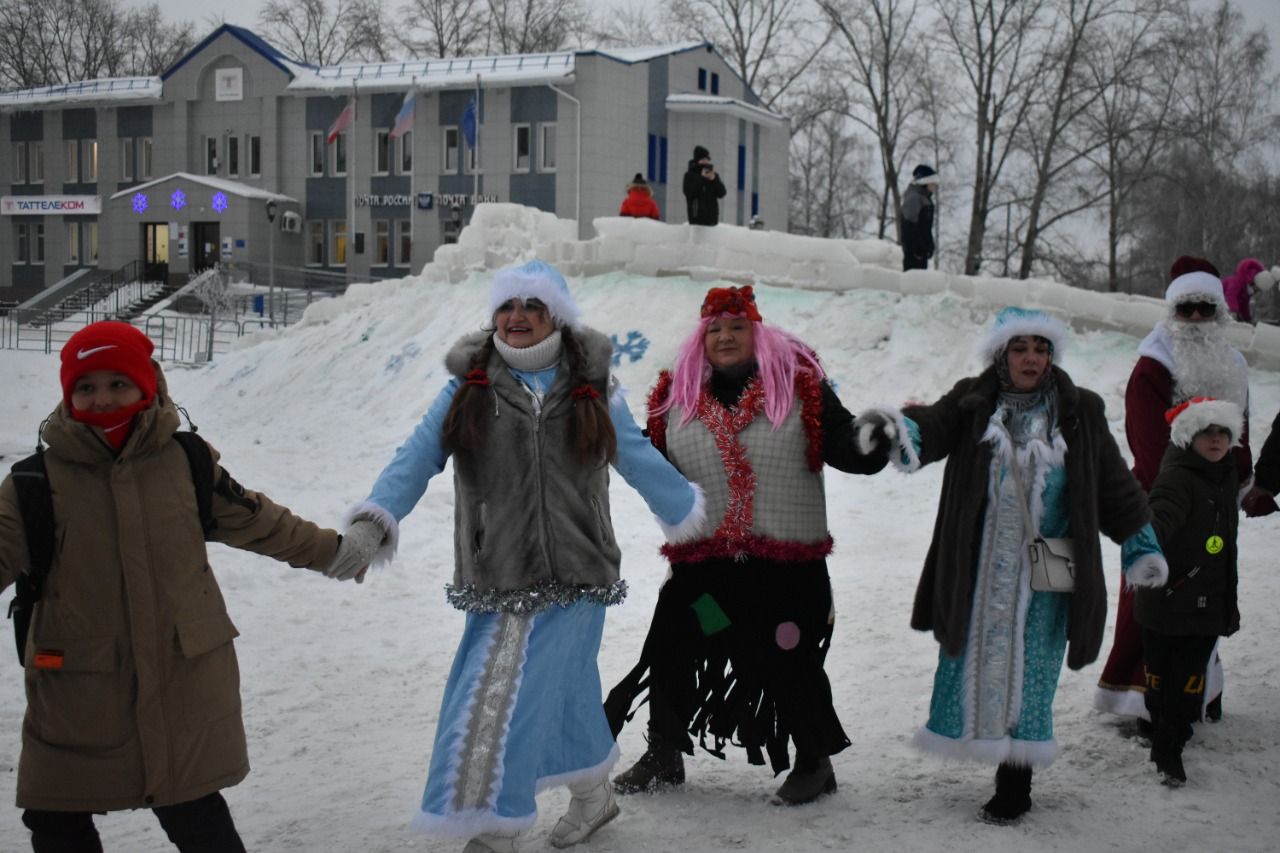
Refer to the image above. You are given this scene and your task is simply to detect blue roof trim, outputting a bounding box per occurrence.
[161,24,306,82]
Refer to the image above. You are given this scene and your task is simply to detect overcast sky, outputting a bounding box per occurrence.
[127,0,1277,65]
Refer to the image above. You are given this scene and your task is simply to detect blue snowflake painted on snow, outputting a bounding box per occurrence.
[171,189,186,211]
[132,193,148,214]
[211,192,228,213]
[384,342,423,375]
[610,330,650,366]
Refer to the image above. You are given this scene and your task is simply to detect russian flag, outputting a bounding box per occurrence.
[326,102,354,144]
[390,91,415,139]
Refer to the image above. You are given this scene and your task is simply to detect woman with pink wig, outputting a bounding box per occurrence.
[604,285,895,805]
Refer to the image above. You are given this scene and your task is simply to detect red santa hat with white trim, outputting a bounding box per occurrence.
[1165,396,1243,449]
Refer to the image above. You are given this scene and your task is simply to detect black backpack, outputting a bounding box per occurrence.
[6,431,216,664]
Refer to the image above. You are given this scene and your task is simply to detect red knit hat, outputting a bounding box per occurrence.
[700,285,763,322]
[60,322,157,408]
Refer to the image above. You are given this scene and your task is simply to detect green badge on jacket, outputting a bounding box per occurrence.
[1205,535,1224,555]
[691,593,731,636]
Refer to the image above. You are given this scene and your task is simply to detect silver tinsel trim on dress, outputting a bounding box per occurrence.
[445,579,628,614]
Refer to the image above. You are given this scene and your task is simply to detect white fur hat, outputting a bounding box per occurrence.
[1165,271,1228,318]
[978,306,1069,365]
[1166,396,1243,449]
[487,260,582,329]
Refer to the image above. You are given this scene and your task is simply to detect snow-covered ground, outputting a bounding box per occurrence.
[2,265,1279,852]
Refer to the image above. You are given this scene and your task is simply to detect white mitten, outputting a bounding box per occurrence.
[1255,269,1276,292]
[324,519,386,581]
[854,410,899,456]
[1126,554,1169,589]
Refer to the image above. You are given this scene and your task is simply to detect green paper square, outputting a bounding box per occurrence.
[691,593,731,636]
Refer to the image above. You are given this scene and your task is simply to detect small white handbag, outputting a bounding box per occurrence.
[1004,434,1076,593]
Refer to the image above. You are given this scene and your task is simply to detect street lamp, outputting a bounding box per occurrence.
[265,200,277,323]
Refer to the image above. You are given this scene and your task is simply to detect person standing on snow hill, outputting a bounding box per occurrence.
[620,173,660,220]
[1137,397,1243,788]
[1096,257,1252,730]
[862,307,1166,824]
[605,285,893,806]
[683,145,726,226]
[900,164,938,271]
[326,261,703,853]
[0,321,354,853]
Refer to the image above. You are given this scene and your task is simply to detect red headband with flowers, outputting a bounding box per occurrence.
[700,285,762,322]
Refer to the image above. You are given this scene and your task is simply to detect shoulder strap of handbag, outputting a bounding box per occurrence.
[998,423,1042,546]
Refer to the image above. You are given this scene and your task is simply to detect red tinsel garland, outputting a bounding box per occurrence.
[698,377,767,552]
[661,533,834,565]
[646,370,674,452]
[795,369,825,472]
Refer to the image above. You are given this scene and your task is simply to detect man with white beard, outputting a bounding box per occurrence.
[1096,256,1253,730]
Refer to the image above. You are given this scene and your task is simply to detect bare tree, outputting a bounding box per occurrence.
[396,0,489,57]
[117,4,197,76]
[818,0,934,240]
[666,0,831,108]
[258,0,391,65]
[937,0,1050,275]
[485,0,586,54]
[588,1,687,47]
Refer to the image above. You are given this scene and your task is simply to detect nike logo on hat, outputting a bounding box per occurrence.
[77,345,117,359]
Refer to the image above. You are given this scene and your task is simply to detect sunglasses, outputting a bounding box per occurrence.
[495,298,547,314]
[1175,301,1217,318]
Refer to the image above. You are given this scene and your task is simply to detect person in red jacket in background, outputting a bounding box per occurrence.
[620,173,660,220]
[1096,256,1252,730]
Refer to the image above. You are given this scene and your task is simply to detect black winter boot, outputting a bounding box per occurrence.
[979,763,1033,825]
[1152,723,1187,787]
[613,731,685,794]
[774,753,837,805]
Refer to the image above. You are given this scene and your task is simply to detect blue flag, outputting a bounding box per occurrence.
[461,96,477,148]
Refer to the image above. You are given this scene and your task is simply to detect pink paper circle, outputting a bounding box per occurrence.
[775,621,801,650]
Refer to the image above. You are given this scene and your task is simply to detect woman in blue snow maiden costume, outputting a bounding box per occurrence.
[862,307,1169,824]
[325,261,703,853]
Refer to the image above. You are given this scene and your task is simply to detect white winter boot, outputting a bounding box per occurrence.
[549,779,620,848]
[462,831,521,853]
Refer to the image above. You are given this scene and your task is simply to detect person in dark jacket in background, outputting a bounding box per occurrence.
[1136,397,1243,787]
[1242,406,1280,516]
[900,164,938,270]
[683,146,726,226]
[620,173,660,220]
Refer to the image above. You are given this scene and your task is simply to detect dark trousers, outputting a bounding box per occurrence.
[22,792,246,853]
[1142,629,1217,744]
[902,252,929,271]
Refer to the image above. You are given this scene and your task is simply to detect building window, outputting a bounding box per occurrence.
[698,68,707,90]
[205,137,217,175]
[466,139,480,174]
[330,220,347,266]
[83,140,97,182]
[309,132,324,176]
[399,131,412,174]
[647,134,656,182]
[139,138,152,179]
[375,219,390,265]
[659,136,668,183]
[307,220,325,266]
[31,222,44,264]
[66,222,80,265]
[397,220,411,266]
[513,124,531,172]
[86,221,98,265]
[333,133,348,176]
[14,222,28,263]
[374,129,391,175]
[248,135,261,176]
[66,140,79,183]
[737,144,746,190]
[442,127,459,173]
[538,123,556,172]
[227,136,239,177]
[121,138,134,181]
[711,73,720,95]
[13,142,26,184]
[30,141,43,184]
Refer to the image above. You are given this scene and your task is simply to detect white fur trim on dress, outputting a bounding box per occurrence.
[977,311,1070,365]
[912,727,1059,769]
[344,501,400,567]
[534,742,620,795]
[1168,399,1244,449]
[658,482,707,544]
[1124,553,1169,589]
[1093,685,1150,720]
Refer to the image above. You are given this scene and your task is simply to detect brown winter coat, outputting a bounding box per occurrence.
[903,365,1151,671]
[0,366,339,811]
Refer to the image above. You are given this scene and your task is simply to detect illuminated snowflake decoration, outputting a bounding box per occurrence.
[170,189,186,211]
[131,193,148,214]
[211,192,229,213]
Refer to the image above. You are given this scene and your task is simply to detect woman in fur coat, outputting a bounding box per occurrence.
[866,307,1168,823]
[327,261,703,853]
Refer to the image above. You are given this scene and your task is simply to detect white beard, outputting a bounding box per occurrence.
[1167,320,1249,407]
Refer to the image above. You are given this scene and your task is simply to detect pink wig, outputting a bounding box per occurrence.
[656,313,824,429]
